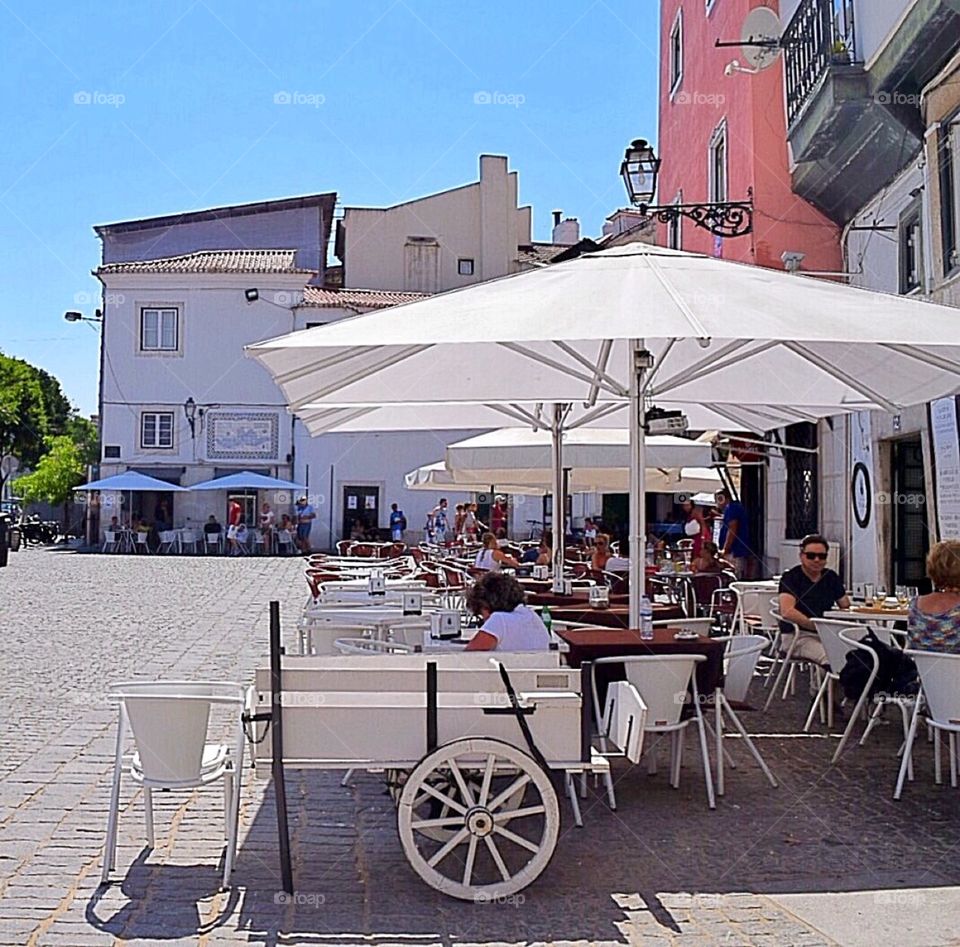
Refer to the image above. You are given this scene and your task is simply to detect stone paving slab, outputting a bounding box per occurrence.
[2,551,960,945]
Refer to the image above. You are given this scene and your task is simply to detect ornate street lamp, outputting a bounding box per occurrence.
[621,138,753,239]
[183,397,198,440]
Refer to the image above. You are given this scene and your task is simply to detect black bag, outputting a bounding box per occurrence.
[838,629,919,702]
[400,515,407,531]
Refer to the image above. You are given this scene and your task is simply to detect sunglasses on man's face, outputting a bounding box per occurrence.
[803,551,828,560]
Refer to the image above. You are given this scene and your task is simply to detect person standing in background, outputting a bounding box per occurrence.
[716,489,751,579]
[295,495,316,553]
[389,503,406,541]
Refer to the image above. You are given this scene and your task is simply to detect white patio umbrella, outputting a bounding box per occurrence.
[248,243,960,624]
[75,471,187,536]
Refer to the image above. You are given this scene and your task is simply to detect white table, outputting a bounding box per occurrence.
[299,604,438,654]
[824,608,908,625]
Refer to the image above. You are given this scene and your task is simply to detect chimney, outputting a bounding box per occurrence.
[552,210,562,229]
[552,216,581,246]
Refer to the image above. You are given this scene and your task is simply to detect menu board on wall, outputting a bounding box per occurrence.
[930,396,960,541]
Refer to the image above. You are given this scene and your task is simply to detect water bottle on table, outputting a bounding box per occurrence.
[639,595,654,640]
[541,605,553,636]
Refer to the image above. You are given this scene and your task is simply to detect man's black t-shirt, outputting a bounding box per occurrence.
[779,565,846,631]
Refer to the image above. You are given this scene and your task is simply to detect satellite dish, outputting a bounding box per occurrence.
[741,6,782,72]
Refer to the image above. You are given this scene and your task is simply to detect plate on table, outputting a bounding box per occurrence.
[674,631,700,641]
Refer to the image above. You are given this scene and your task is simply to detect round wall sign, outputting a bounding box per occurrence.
[851,461,871,530]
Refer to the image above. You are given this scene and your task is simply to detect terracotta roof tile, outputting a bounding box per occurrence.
[517,242,571,267]
[301,285,431,311]
[96,249,314,275]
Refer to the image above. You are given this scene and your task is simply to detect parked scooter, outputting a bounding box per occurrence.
[18,514,60,546]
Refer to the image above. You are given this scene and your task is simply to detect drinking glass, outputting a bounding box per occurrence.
[863,583,875,607]
[877,585,888,605]
[908,586,919,602]
[896,585,909,607]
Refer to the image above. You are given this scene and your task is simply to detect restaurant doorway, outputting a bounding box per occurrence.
[342,485,379,540]
[892,438,929,590]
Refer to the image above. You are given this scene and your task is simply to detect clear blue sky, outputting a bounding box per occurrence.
[0,0,659,417]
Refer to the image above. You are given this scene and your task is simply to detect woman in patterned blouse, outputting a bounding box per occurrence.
[908,540,960,653]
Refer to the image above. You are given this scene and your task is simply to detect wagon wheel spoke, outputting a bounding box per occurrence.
[418,781,468,815]
[477,753,496,807]
[411,815,467,832]
[484,835,511,882]
[492,804,545,823]
[487,773,531,812]
[448,757,475,807]
[462,835,478,887]
[494,824,541,854]
[427,828,470,868]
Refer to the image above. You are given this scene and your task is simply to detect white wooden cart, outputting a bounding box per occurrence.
[247,606,643,902]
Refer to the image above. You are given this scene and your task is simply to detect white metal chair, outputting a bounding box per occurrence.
[592,654,715,809]
[101,681,247,888]
[204,531,223,555]
[708,634,778,793]
[333,638,414,655]
[763,608,814,710]
[134,531,151,554]
[249,530,265,555]
[158,530,178,554]
[856,626,915,757]
[895,650,960,799]
[276,529,295,554]
[178,529,199,554]
[102,530,120,554]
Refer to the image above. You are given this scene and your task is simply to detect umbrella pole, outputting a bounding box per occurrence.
[629,342,649,628]
[551,404,567,593]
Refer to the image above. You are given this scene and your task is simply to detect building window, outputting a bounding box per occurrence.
[457,258,475,276]
[141,412,174,449]
[899,201,923,294]
[709,121,728,204]
[940,120,960,276]
[140,307,178,351]
[669,10,683,94]
[305,322,326,329]
[785,423,818,539]
[103,445,121,459]
[668,192,683,250]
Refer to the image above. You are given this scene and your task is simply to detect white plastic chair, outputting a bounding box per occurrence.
[101,681,247,888]
[158,530,178,554]
[895,650,960,799]
[204,531,223,555]
[708,635,778,793]
[249,530,265,555]
[592,654,715,809]
[134,531,151,554]
[763,607,815,710]
[102,530,119,554]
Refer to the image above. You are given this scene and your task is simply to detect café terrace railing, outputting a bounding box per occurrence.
[784,0,857,127]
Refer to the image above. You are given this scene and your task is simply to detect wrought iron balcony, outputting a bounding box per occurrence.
[784,0,857,126]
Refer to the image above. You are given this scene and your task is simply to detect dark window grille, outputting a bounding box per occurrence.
[899,202,922,294]
[784,0,856,126]
[939,122,957,276]
[785,423,818,539]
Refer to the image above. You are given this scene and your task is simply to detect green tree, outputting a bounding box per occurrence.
[15,436,87,507]
[0,354,49,491]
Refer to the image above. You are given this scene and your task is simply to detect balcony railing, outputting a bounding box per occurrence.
[784,0,857,126]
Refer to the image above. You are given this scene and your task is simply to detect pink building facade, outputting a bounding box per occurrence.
[657,0,842,274]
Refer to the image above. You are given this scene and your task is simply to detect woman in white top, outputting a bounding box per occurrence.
[465,572,552,652]
[473,532,520,571]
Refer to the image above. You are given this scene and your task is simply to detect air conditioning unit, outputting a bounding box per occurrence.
[779,539,840,574]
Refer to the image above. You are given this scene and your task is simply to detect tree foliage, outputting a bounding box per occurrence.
[15,436,87,506]
[0,352,97,494]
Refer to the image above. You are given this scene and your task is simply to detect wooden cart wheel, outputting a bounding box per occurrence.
[397,738,559,901]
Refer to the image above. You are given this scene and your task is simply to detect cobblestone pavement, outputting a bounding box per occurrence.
[3,551,960,946]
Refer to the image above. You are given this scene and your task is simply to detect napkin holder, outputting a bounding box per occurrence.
[402,591,423,615]
[589,585,610,609]
[368,571,386,596]
[561,578,573,596]
[532,564,549,580]
[430,610,461,640]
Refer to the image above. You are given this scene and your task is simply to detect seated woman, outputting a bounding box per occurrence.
[692,541,729,574]
[535,529,553,566]
[465,571,552,652]
[908,540,960,653]
[474,531,521,571]
[590,533,612,572]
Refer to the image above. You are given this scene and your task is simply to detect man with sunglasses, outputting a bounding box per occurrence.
[778,534,850,665]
